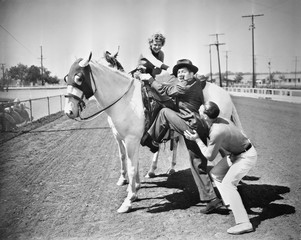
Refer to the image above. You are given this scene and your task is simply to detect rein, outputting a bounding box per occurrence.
[75,73,135,122]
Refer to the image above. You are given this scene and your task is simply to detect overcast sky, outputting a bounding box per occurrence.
[0,0,300,78]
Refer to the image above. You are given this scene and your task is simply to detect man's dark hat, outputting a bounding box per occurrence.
[172,59,198,77]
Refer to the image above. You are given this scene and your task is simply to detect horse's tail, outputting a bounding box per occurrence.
[231,104,244,132]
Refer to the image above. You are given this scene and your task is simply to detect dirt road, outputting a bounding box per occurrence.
[0,96,300,240]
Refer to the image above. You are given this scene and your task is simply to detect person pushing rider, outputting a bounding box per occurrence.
[184,101,257,235]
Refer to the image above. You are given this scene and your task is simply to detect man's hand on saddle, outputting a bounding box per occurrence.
[136,72,155,85]
[184,129,200,141]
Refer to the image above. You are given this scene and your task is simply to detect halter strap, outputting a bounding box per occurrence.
[77,78,135,121]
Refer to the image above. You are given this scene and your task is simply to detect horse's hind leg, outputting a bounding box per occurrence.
[166,137,178,175]
[145,148,160,178]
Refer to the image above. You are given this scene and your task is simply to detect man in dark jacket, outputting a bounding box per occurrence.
[140,59,223,211]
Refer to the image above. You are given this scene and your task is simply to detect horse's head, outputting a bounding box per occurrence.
[64,52,95,119]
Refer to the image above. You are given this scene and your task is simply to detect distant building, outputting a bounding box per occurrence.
[209,73,301,88]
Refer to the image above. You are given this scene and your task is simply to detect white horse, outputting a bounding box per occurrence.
[64,53,241,213]
[64,54,144,213]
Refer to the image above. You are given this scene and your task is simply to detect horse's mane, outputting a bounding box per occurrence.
[91,59,133,81]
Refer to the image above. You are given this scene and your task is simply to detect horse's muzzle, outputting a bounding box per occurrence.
[65,110,76,119]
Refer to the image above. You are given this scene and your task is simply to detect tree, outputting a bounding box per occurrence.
[234,72,243,83]
[45,75,60,84]
[7,63,60,86]
[26,65,40,85]
[8,63,28,86]
[42,68,60,84]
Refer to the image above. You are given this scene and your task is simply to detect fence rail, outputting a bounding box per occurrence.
[0,94,65,131]
[225,87,301,104]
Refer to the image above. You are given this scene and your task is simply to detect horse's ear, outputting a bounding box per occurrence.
[79,52,92,67]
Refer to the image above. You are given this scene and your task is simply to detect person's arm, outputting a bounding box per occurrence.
[184,129,222,161]
[153,78,191,98]
[139,73,183,97]
[140,51,165,69]
[140,47,170,70]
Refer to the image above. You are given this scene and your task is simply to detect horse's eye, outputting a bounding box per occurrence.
[64,74,68,83]
[74,75,83,85]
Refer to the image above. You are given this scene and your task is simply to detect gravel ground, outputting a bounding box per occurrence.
[0,96,300,240]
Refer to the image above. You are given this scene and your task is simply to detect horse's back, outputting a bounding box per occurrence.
[203,82,233,119]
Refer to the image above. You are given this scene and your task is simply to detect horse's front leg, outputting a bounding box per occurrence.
[116,138,128,186]
[108,117,128,186]
[117,138,140,213]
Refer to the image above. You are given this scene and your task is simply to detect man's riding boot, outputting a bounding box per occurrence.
[141,131,152,146]
[141,125,169,153]
[156,125,169,144]
[140,132,159,153]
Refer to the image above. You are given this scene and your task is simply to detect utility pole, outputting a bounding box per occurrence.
[39,45,45,85]
[294,56,299,88]
[268,60,273,87]
[210,33,225,87]
[0,63,5,89]
[209,44,214,82]
[0,63,5,78]
[225,51,229,87]
[242,14,264,88]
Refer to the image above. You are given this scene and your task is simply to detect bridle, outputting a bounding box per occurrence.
[65,64,134,121]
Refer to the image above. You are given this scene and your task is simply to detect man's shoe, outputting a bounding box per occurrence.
[200,198,224,214]
[150,141,159,153]
[141,132,152,146]
[227,222,253,235]
[141,133,159,153]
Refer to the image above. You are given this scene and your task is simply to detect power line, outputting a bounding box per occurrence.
[0,24,36,57]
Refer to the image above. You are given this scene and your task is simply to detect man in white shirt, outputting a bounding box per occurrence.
[184,101,257,235]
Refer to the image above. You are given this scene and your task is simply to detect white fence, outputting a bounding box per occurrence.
[224,87,301,104]
[1,95,65,131]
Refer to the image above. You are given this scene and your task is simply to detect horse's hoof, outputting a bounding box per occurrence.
[145,172,156,178]
[117,201,132,213]
[135,183,141,190]
[116,177,128,186]
[130,194,138,202]
[166,168,176,175]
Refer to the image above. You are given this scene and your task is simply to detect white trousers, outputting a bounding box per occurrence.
[210,146,257,224]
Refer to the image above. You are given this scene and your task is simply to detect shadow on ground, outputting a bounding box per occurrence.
[238,182,295,229]
[141,169,295,224]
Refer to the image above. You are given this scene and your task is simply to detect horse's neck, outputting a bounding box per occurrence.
[90,61,133,108]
